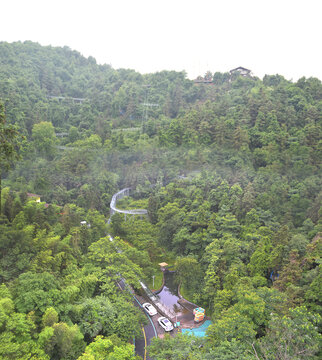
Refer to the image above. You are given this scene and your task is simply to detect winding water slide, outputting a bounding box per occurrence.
[109,188,155,359]
[110,188,148,216]
[109,188,175,318]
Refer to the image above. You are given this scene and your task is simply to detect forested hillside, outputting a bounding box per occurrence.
[0,41,321,359]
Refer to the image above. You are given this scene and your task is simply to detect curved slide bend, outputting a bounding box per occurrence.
[110,188,147,216]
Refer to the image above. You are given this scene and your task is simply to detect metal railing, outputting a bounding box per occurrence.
[139,280,176,319]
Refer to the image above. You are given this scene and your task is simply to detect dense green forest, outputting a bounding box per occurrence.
[0,41,321,359]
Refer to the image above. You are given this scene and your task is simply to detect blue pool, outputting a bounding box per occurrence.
[181,320,212,337]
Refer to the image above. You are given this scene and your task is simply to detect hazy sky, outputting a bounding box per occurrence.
[1,0,321,80]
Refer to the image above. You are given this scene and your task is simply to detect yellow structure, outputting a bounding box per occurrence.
[27,193,41,202]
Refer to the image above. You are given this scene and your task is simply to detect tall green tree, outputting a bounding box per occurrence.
[254,307,321,360]
[32,121,57,159]
[78,335,138,360]
[0,103,22,215]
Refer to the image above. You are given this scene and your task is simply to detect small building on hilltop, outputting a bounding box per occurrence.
[27,193,49,208]
[27,193,41,202]
[229,66,252,77]
[194,76,213,84]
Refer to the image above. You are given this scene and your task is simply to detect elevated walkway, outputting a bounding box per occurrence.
[48,95,88,103]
